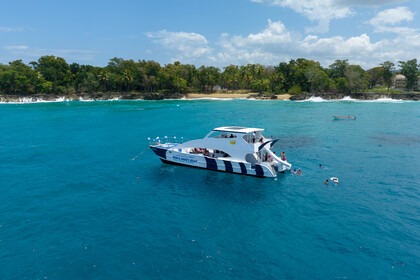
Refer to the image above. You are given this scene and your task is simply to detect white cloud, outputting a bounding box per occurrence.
[368,6,414,32]
[216,27,387,68]
[229,19,292,47]
[3,44,96,62]
[298,33,390,68]
[4,45,29,50]
[0,27,23,32]
[146,30,212,63]
[213,20,295,65]
[214,19,420,69]
[337,0,405,6]
[251,0,410,33]
[252,0,354,33]
[146,8,420,70]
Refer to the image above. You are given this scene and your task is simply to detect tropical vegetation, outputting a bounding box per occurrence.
[0,56,419,97]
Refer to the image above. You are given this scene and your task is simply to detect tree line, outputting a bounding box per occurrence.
[0,56,419,96]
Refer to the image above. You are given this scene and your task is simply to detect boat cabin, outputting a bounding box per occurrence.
[206,126,265,144]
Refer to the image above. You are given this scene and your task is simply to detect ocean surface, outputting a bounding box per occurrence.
[0,98,419,279]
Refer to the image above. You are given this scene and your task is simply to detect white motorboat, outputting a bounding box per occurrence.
[149,126,292,178]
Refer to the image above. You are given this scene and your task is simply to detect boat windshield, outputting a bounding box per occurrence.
[206,131,237,138]
[189,147,231,158]
[243,131,264,144]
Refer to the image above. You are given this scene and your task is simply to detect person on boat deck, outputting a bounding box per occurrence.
[281,152,287,161]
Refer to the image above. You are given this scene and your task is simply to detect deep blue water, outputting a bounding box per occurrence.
[0,99,419,279]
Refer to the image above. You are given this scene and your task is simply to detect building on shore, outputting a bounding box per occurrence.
[393,74,420,90]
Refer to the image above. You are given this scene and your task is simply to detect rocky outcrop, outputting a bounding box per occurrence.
[1,91,419,102]
[0,92,185,102]
[143,92,184,100]
[248,93,278,100]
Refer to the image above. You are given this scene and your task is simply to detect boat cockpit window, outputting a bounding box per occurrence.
[243,131,264,143]
[189,148,230,158]
[207,131,237,138]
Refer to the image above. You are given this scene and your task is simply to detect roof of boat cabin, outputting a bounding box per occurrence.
[212,126,264,134]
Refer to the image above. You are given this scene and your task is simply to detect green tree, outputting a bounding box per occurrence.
[328,59,349,79]
[335,77,349,93]
[82,72,99,94]
[399,59,419,91]
[251,78,271,93]
[275,59,310,93]
[0,60,43,94]
[301,60,330,92]
[274,61,297,93]
[138,60,162,92]
[70,63,99,93]
[366,66,384,89]
[345,65,367,93]
[32,56,73,93]
[381,61,395,91]
[221,65,240,91]
[265,66,283,93]
[198,66,220,93]
[97,69,110,92]
[239,64,254,90]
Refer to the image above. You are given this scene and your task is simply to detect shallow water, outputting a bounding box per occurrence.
[0,99,419,279]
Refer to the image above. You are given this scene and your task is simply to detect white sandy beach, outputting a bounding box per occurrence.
[185,93,291,100]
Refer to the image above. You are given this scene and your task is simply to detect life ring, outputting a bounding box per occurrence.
[330,177,339,183]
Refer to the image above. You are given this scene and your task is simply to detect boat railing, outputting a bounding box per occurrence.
[148,136,187,145]
[264,147,292,169]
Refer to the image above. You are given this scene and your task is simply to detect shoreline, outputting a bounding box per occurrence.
[0,92,292,103]
[185,93,292,100]
[0,92,419,103]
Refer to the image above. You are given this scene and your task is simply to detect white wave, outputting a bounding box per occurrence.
[341,96,357,101]
[297,95,412,103]
[297,96,328,102]
[79,97,95,102]
[0,97,70,104]
[366,97,405,103]
[340,97,407,103]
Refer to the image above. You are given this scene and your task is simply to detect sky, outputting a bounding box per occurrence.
[1,0,419,69]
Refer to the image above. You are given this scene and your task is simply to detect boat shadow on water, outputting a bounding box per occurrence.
[149,163,287,201]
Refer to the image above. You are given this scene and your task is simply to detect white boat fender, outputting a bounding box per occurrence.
[330,177,339,184]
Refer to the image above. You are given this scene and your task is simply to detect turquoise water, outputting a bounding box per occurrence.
[0,99,419,279]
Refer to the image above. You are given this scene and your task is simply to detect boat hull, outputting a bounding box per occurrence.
[150,146,278,178]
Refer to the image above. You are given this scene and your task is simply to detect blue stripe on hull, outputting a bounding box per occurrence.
[205,157,218,170]
[159,157,269,178]
[255,164,264,177]
[223,160,233,173]
[239,162,247,175]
